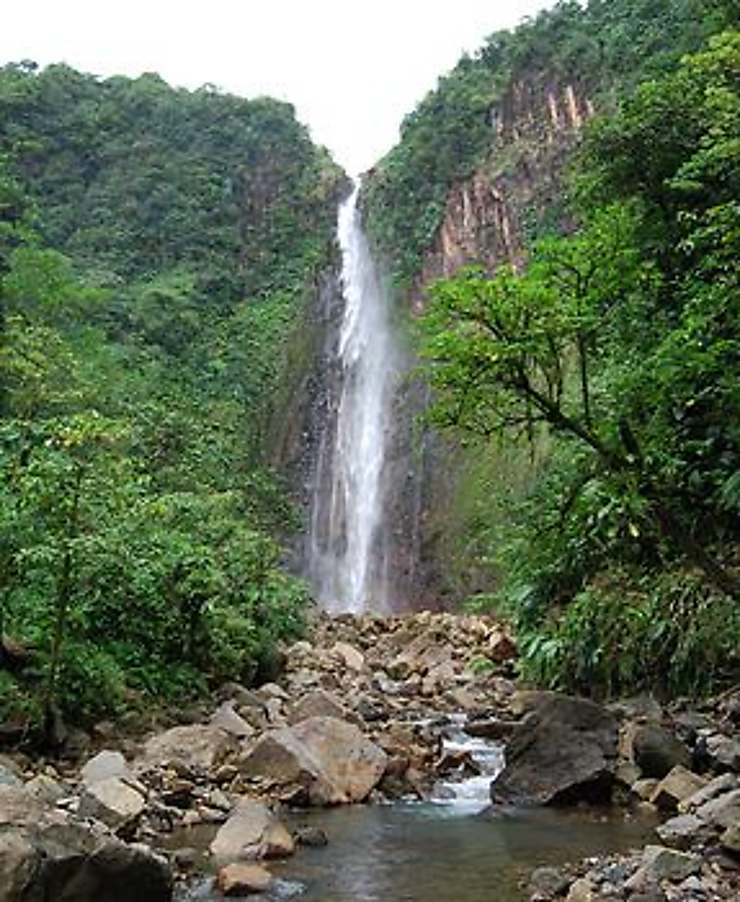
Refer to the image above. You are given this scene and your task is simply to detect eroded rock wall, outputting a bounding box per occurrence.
[414,75,594,308]
[386,75,597,608]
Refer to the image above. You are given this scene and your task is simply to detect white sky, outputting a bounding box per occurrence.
[2,1,556,175]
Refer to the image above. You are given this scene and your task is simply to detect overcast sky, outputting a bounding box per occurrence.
[2,1,556,174]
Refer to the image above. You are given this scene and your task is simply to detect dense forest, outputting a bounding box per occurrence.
[0,0,738,746]
[366,0,739,695]
[0,63,346,740]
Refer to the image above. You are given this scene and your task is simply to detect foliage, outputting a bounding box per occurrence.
[422,31,740,695]
[0,65,344,740]
[518,567,740,697]
[363,0,723,288]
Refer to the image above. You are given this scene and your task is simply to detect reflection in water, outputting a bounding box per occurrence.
[271,804,654,902]
[175,803,656,902]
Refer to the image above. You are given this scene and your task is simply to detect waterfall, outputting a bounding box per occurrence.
[307,185,400,613]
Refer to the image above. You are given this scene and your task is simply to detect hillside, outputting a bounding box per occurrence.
[362,0,740,694]
[0,62,346,739]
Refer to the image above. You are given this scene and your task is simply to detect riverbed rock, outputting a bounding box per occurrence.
[387,633,452,680]
[721,822,740,854]
[0,763,23,788]
[630,725,690,778]
[239,716,387,805]
[78,776,147,835]
[656,814,713,850]
[24,773,67,804]
[679,773,737,813]
[529,865,570,898]
[565,877,600,901]
[331,642,365,672]
[695,787,740,829]
[288,689,348,725]
[210,702,256,740]
[649,765,706,812]
[0,785,172,902]
[706,734,740,773]
[465,718,518,741]
[217,862,273,895]
[626,845,701,886]
[210,800,294,864]
[0,831,36,901]
[136,724,238,777]
[81,749,131,786]
[490,692,618,806]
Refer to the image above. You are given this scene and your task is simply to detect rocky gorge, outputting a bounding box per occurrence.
[1,611,738,901]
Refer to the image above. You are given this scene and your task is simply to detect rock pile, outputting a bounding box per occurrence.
[528,689,740,901]
[0,610,519,900]
[1,610,737,900]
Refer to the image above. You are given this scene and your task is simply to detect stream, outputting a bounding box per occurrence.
[176,721,656,901]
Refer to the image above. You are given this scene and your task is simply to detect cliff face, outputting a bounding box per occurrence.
[414,75,594,308]
[382,74,597,608]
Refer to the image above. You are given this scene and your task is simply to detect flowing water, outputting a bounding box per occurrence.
[307,186,401,614]
[177,731,655,902]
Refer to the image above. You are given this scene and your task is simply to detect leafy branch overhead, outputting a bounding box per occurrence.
[421,28,740,693]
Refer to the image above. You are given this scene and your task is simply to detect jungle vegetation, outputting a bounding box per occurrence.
[414,11,740,695]
[0,63,345,741]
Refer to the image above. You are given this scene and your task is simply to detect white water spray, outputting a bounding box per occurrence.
[308,186,400,613]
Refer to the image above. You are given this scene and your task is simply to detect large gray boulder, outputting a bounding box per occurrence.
[135,724,238,777]
[490,692,618,806]
[0,785,172,902]
[239,716,387,805]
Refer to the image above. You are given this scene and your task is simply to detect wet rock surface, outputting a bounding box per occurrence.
[1,611,737,900]
[491,691,618,806]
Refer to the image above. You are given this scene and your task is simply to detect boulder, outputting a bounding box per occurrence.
[630,725,690,778]
[387,634,451,680]
[490,693,618,806]
[487,630,517,663]
[628,845,700,885]
[210,800,294,865]
[464,719,518,741]
[649,766,706,812]
[78,777,146,834]
[217,862,272,895]
[331,642,365,672]
[565,878,599,901]
[136,725,238,776]
[656,814,712,850]
[695,787,740,829]
[529,865,570,897]
[679,773,737,813]
[81,750,131,786]
[0,785,45,826]
[421,660,456,696]
[0,832,36,900]
[239,716,387,805]
[256,683,289,702]
[631,778,660,802]
[24,773,67,804]
[288,689,348,725]
[293,826,329,847]
[705,734,740,772]
[210,702,255,740]
[721,822,740,854]
[0,786,172,902]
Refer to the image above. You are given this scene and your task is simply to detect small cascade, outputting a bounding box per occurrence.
[432,716,506,814]
[307,185,401,613]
